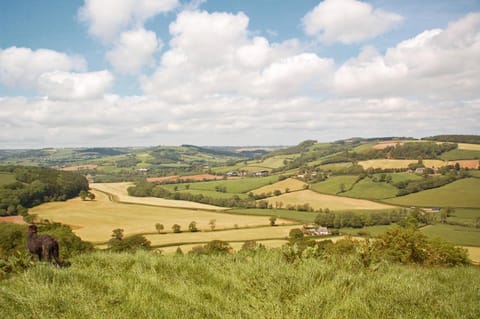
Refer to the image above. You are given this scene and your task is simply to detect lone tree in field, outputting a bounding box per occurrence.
[269,216,277,226]
[87,192,95,200]
[172,224,181,233]
[111,228,124,241]
[155,223,164,234]
[79,190,88,201]
[189,221,198,232]
[209,219,216,231]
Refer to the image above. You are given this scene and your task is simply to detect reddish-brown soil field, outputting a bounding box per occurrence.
[373,140,404,150]
[0,215,27,225]
[448,160,479,169]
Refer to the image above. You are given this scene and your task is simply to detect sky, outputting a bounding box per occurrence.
[1,0,479,148]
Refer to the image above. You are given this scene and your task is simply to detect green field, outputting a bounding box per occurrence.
[0,172,16,186]
[420,224,480,246]
[340,225,396,237]
[1,251,479,319]
[440,149,480,160]
[384,178,480,208]
[447,208,480,226]
[378,172,423,184]
[161,175,279,194]
[311,175,358,195]
[252,178,307,195]
[342,178,398,200]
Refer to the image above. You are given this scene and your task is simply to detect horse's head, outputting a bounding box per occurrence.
[28,224,38,233]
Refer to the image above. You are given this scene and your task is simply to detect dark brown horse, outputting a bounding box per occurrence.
[27,224,61,266]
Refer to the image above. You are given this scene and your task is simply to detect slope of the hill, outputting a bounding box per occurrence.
[1,251,479,319]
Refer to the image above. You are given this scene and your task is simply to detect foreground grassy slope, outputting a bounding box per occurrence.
[1,251,479,319]
[384,178,480,208]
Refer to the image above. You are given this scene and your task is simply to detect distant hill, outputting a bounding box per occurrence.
[422,134,480,144]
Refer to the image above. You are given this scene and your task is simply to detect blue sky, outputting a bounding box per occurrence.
[1,0,479,148]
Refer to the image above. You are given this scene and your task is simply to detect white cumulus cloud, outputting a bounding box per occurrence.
[79,0,179,42]
[303,0,403,44]
[334,13,480,98]
[106,28,161,74]
[38,70,114,100]
[143,10,333,102]
[0,47,86,88]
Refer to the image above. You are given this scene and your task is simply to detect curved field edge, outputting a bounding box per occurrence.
[91,182,228,210]
[1,251,479,319]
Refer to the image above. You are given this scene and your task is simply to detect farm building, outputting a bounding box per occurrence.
[254,170,269,177]
[303,224,329,236]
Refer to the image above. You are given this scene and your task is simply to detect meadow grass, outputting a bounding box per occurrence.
[310,175,358,195]
[266,190,394,211]
[252,178,307,195]
[377,172,423,183]
[342,178,398,200]
[1,250,479,319]
[441,149,480,160]
[340,225,396,237]
[420,224,480,246]
[383,178,480,208]
[160,176,279,194]
[447,208,480,226]
[30,191,292,243]
[0,172,16,186]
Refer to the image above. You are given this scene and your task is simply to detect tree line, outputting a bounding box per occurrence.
[0,166,89,217]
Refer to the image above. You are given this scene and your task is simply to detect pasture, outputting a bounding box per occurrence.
[30,190,294,243]
[383,178,480,208]
[252,178,307,195]
[420,224,480,246]
[263,190,395,211]
[159,175,279,194]
[441,149,480,160]
[0,172,16,186]
[342,178,398,200]
[311,175,358,195]
[145,225,298,247]
[91,183,225,210]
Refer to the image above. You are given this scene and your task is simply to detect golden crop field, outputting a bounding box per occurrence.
[145,225,299,247]
[458,143,480,151]
[30,190,295,243]
[264,190,394,210]
[91,183,226,210]
[358,159,445,169]
[463,246,480,264]
[252,178,307,195]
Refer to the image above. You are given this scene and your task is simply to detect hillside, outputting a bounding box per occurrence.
[1,250,479,319]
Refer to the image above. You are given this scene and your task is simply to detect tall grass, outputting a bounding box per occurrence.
[1,250,479,318]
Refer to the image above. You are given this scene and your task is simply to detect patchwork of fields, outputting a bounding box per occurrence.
[30,190,295,243]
